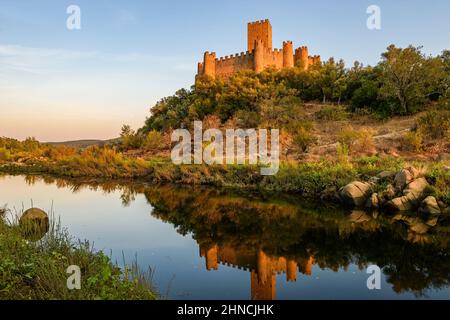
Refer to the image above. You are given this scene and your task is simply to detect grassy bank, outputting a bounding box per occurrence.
[0,209,157,300]
[1,138,448,203]
[1,153,449,203]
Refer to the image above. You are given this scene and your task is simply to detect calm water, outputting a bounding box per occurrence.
[1,174,449,300]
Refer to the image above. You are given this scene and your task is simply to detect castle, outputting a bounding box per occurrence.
[196,19,321,80]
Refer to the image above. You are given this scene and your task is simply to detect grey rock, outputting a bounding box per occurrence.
[385,178,429,212]
[394,167,420,191]
[339,181,373,207]
[377,171,396,179]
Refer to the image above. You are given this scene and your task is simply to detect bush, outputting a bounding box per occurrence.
[0,147,11,161]
[354,128,376,152]
[404,130,423,152]
[337,126,360,151]
[293,127,317,152]
[336,143,350,164]
[416,110,450,140]
[315,105,350,121]
[144,131,165,152]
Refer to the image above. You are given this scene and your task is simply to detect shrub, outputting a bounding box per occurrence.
[354,128,376,152]
[0,147,11,161]
[337,126,360,151]
[120,125,144,150]
[404,130,423,152]
[416,110,450,140]
[336,143,350,164]
[293,127,317,152]
[315,105,350,121]
[144,131,165,152]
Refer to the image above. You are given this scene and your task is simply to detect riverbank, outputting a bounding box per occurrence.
[1,154,449,203]
[0,208,158,300]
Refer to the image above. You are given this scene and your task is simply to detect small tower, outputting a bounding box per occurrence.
[312,55,321,65]
[203,51,216,79]
[283,41,294,68]
[295,46,309,70]
[253,39,264,73]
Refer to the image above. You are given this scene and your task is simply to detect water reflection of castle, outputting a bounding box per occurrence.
[200,244,314,300]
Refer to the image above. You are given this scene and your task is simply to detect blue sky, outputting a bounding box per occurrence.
[0,0,449,141]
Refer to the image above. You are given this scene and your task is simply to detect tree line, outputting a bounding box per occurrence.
[141,45,449,133]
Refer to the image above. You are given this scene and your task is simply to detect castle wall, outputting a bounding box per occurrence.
[214,51,255,80]
[263,48,284,69]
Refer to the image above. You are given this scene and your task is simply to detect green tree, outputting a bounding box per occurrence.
[379,45,435,114]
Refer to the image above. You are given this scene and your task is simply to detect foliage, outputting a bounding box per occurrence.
[0,137,152,178]
[293,127,317,153]
[140,46,449,130]
[404,131,424,152]
[143,130,165,152]
[120,125,144,150]
[378,45,448,115]
[0,213,157,300]
[416,110,450,140]
[315,105,350,121]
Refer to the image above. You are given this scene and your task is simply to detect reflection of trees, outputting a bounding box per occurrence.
[21,174,450,297]
[143,186,450,297]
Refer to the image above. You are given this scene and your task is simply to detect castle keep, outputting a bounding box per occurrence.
[197,19,321,80]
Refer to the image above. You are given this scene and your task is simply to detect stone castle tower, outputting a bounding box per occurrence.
[197,19,321,80]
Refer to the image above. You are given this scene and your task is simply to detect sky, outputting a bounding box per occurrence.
[0,0,449,142]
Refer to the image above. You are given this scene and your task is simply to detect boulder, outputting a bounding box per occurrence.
[419,196,441,216]
[366,193,380,210]
[339,181,373,207]
[385,177,429,212]
[377,171,396,180]
[394,167,420,191]
[19,208,49,241]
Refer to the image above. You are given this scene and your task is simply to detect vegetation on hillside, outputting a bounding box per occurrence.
[141,46,449,134]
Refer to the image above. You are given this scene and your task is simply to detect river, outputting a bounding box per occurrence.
[1,174,449,300]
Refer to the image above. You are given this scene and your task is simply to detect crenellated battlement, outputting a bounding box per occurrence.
[197,19,321,80]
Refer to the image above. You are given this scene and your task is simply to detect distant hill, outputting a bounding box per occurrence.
[46,138,119,149]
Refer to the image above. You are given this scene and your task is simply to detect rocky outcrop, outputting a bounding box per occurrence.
[338,181,373,207]
[332,166,445,239]
[385,178,429,212]
[394,167,420,191]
